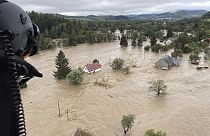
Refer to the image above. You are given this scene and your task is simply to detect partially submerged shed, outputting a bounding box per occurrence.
[155,55,179,70]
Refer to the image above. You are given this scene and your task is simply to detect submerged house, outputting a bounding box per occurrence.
[155,55,179,70]
[83,63,102,74]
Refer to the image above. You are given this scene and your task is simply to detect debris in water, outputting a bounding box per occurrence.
[74,128,94,136]
[93,75,117,88]
[108,94,114,98]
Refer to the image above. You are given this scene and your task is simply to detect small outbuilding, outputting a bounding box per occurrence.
[155,55,179,70]
[83,63,102,74]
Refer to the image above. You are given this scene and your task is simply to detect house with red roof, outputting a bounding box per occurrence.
[83,63,102,74]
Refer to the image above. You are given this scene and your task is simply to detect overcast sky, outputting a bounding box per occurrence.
[9,0,210,16]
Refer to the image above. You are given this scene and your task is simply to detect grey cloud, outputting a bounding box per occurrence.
[9,0,210,15]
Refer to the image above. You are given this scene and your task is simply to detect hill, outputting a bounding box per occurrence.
[55,10,207,20]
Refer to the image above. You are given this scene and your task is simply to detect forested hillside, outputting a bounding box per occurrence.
[28,11,210,51]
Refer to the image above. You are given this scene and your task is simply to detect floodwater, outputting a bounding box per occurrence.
[22,40,210,136]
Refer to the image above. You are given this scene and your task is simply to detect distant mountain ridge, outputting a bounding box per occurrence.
[54,10,207,20]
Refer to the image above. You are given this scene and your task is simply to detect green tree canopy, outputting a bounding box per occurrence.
[166,28,173,38]
[93,59,99,63]
[151,44,161,53]
[189,53,200,62]
[144,45,150,51]
[150,35,157,46]
[137,36,143,47]
[54,50,71,80]
[144,129,166,136]
[121,114,135,134]
[202,11,210,19]
[120,35,128,47]
[111,58,125,69]
[39,37,56,50]
[67,68,84,84]
[171,49,183,59]
[131,39,137,47]
[149,80,167,96]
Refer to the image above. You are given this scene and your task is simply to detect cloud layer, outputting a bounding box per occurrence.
[10,0,210,15]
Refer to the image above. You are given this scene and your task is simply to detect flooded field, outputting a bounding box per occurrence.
[22,40,210,136]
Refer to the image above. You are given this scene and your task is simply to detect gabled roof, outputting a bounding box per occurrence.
[156,55,179,65]
[162,55,174,65]
[85,63,101,72]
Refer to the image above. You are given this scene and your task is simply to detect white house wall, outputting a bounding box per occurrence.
[90,68,102,74]
[83,67,90,74]
[83,67,102,74]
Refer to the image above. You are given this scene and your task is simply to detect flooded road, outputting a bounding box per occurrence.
[22,40,210,136]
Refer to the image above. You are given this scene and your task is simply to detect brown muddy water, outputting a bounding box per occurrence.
[22,40,210,136]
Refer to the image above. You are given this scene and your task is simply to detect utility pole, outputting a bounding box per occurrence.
[58,99,61,116]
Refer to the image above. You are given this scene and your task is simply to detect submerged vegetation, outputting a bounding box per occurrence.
[67,68,84,84]
[111,58,125,70]
[144,129,167,136]
[120,34,128,47]
[30,10,210,135]
[149,80,167,96]
[121,114,135,134]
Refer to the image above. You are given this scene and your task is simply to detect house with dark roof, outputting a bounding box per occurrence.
[155,55,180,70]
[83,63,102,74]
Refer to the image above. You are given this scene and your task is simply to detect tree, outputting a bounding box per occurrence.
[86,30,96,44]
[149,80,167,96]
[67,69,84,84]
[200,42,209,49]
[144,129,166,136]
[197,30,207,41]
[39,37,56,50]
[156,31,164,39]
[121,114,135,134]
[137,37,143,47]
[111,58,124,69]
[175,33,192,53]
[110,26,116,34]
[120,35,128,47]
[166,28,173,38]
[171,49,183,59]
[150,35,157,46]
[151,44,161,53]
[160,45,170,52]
[204,47,210,58]
[202,11,210,19]
[144,45,150,51]
[189,53,200,62]
[54,50,71,80]
[131,39,137,47]
[68,35,77,46]
[144,29,154,38]
[150,34,158,52]
[93,59,99,63]
[119,26,124,33]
